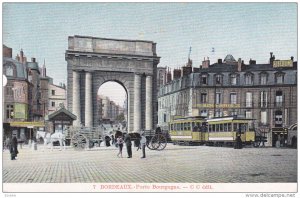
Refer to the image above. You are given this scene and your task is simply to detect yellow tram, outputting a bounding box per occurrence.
[169,116,256,146]
[206,116,255,146]
[169,116,207,145]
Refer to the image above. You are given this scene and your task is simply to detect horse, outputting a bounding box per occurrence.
[36,131,66,151]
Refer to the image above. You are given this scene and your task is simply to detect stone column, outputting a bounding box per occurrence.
[72,71,81,126]
[145,75,153,130]
[134,74,141,132]
[85,72,93,127]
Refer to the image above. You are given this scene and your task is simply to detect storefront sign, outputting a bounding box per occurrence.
[197,103,240,108]
[14,103,28,119]
[10,121,44,127]
[273,60,293,68]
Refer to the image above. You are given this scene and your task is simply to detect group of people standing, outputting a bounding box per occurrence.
[115,132,147,159]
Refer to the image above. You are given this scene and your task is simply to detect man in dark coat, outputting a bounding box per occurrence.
[10,136,18,160]
[124,133,132,158]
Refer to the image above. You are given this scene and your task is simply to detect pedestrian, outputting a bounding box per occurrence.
[111,135,115,145]
[10,136,18,160]
[105,136,111,147]
[156,125,162,134]
[140,133,147,158]
[124,133,132,158]
[117,136,124,158]
[135,136,141,151]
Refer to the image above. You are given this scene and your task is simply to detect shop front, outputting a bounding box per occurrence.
[272,127,288,147]
[7,121,45,144]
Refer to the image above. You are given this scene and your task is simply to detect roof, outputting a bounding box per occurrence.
[224,54,236,62]
[3,57,27,79]
[27,62,39,70]
[48,104,77,121]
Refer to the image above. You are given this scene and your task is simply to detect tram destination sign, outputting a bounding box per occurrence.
[197,103,241,108]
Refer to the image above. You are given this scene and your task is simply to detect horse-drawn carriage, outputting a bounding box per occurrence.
[65,126,105,149]
[114,128,168,151]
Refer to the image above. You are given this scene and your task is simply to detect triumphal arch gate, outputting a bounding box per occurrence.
[65,35,160,133]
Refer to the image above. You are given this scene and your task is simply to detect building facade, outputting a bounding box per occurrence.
[3,45,67,143]
[158,53,297,147]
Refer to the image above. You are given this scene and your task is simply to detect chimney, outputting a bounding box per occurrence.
[291,56,294,61]
[202,57,210,68]
[20,49,24,63]
[217,59,222,64]
[31,57,36,62]
[182,66,192,76]
[270,52,275,64]
[238,58,242,72]
[173,69,182,80]
[167,69,172,83]
[249,59,256,65]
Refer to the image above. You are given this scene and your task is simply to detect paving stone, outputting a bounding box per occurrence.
[2,144,297,183]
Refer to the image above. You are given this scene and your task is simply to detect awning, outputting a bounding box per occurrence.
[9,121,45,128]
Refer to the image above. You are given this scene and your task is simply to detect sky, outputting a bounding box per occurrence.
[2,3,298,105]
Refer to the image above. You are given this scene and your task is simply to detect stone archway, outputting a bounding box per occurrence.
[65,35,160,133]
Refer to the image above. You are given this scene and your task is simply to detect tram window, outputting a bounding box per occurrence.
[224,123,228,131]
[187,122,191,131]
[215,124,219,132]
[212,124,216,132]
[228,123,232,131]
[181,123,183,131]
[233,123,238,131]
[220,124,223,132]
[209,125,212,132]
[192,122,195,128]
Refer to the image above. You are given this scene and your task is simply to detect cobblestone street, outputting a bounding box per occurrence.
[2,144,297,184]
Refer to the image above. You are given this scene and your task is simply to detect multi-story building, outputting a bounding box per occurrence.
[3,46,30,140]
[3,45,67,142]
[158,53,297,147]
[48,82,67,114]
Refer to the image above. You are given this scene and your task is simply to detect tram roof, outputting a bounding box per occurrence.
[172,116,206,121]
[206,116,255,122]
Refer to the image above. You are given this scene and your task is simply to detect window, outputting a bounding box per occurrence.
[231,110,238,116]
[275,110,283,127]
[246,92,252,107]
[245,73,253,85]
[260,91,268,108]
[261,111,267,125]
[51,90,55,95]
[51,101,55,107]
[215,109,222,117]
[230,74,237,85]
[200,93,207,103]
[201,74,208,85]
[216,93,221,104]
[260,73,267,85]
[6,65,14,76]
[276,73,284,84]
[230,93,237,104]
[6,105,14,119]
[163,114,167,122]
[215,74,222,85]
[275,91,283,107]
[245,110,252,119]
[200,110,208,117]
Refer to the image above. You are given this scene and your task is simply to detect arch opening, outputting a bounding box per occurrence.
[96,81,128,133]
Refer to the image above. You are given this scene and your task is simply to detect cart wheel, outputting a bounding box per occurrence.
[72,134,87,150]
[146,137,155,150]
[150,134,167,150]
